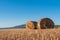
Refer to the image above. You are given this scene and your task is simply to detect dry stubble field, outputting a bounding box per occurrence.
[0,28,60,40]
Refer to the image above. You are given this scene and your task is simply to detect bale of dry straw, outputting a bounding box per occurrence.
[37,18,54,29]
[26,21,37,29]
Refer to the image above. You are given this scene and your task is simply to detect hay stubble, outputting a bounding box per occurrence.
[0,29,60,40]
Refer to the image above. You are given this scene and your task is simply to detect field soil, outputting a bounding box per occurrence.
[0,28,60,40]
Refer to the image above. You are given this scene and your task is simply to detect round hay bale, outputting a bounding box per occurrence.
[37,18,54,29]
[26,21,37,29]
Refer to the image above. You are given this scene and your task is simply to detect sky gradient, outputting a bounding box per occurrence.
[0,0,60,28]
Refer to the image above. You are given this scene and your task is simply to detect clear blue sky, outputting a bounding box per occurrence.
[0,0,60,28]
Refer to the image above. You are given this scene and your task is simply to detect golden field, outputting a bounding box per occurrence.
[0,28,60,40]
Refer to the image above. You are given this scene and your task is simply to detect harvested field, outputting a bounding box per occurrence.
[0,28,60,40]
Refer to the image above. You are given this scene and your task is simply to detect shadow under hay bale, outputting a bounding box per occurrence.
[26,21,37,29]
[37,18,54,29]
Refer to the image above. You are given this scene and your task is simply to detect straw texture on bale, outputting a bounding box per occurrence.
[26,21,37,29]
[37,18,54,29]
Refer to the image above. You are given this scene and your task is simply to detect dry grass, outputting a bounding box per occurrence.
[0,28,60,40]
[55,27,60,29]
